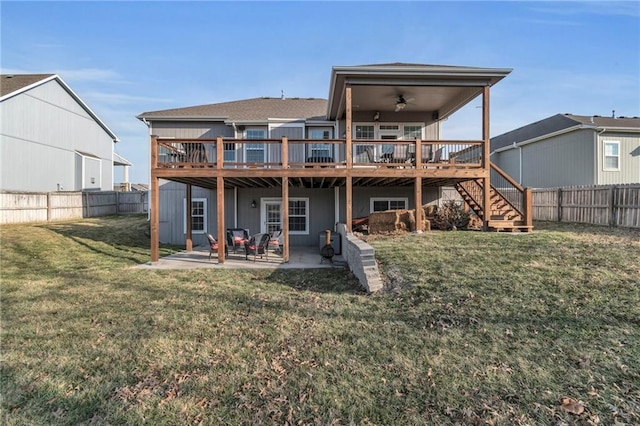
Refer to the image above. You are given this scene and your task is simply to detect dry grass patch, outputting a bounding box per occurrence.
[1,216,639,425]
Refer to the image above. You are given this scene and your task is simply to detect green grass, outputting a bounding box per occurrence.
[1,216,639,425]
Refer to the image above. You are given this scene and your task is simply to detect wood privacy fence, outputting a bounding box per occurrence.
[0,191,148,224]
[532,184,640,228]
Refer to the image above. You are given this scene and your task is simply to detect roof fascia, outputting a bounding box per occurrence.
[52,75,119,142]
[138,116,229,121]
[596,126,640,133]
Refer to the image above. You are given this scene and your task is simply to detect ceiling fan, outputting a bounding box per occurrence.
[394,94,415,112]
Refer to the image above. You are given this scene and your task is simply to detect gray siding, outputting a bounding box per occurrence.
[158,180,234,246]
[495,129,596,188]
[493,149,521,184]
[596,132,640,184]
[1,79,114,192]
[151,121,234,139]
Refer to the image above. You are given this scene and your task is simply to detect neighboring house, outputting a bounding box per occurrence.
[139,63,530,262]
[0,74,130,192]
[491,113,640,188]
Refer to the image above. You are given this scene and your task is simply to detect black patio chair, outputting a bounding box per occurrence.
[244,233,270,261]
[206,234,228,260]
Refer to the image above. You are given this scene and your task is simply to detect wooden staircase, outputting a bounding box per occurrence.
[455,163,533,232]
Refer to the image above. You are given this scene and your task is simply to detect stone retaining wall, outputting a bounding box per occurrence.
[336,224,383,293]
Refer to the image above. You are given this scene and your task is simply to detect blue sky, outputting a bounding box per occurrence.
[2,1,639,184]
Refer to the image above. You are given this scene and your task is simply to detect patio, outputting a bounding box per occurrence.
[136,245,346,270]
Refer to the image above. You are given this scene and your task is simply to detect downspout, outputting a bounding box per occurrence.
[231,122,239,227]
[142,117,152,221]
[596,127,606,185]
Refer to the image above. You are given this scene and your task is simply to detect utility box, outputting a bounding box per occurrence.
[318,231,341,255]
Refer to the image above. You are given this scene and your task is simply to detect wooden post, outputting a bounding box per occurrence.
[217,176,225,263]
[185,184,193,252]
[346,176,353,232]
[282,177,289,262]
[216,136,223,169]
[150,176,159,262]
[524,188,533,228]
[282,137,288,169]
[415,138,422,169]
[415,177,422,231]
[609,185,616,227]
[482,86,491,231]
[557,187,563,222]
[346,85,353,169]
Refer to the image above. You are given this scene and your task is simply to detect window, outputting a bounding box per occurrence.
[403,125,422,140]
[183,198,207,234]
[370,197,408,213]
[289,199,309,233]
[604,141,620,170]
[260,198,309,235]
[355,125,374,139]
[245,129,266,163]
[308,129,331,159]
[223,142,236,162]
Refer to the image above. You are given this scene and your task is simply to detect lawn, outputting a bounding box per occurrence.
[1,215,638,425]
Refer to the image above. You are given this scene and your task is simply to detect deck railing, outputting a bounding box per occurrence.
[155,137,485,170]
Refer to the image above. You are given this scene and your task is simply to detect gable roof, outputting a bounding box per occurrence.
[0,74,56,97]
[1,73,119,142]
[491,113,640,151]
[138,97,328,123]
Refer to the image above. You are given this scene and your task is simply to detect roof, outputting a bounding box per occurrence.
[113,152,132,166]
[138,97,328,122]
[0,74,56,97]
[491,113,640,151]
[1,73,119,142]
[327,63,512,120]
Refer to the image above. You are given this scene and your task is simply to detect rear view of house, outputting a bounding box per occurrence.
[0,74,127,192]
[139,63,532,263]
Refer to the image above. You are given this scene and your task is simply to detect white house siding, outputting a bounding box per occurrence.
[496,129,596,189]
[596,132,640,185]
[0,79,114,191]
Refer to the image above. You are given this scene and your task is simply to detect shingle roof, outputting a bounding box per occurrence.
[138,97,328,122]
[491,113,640,151]
[1,74,55,97]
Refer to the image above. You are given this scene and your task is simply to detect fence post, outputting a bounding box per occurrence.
[557,188,563,222]
[609,185,616,227]
[47,192,52,222]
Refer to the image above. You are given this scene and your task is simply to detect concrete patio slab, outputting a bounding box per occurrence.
[135,245,346,270]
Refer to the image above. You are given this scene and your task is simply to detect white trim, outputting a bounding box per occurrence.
[370,197,409,213]
[602,140,620,171]
[260,197,310,235]
[183,198,207,235]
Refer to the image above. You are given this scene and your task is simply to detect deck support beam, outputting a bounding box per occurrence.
[150,135,160,263]
[282,177,289,262]
[482,85,491,231]
[415,177,422,231]
[185,184,193,251]
[217,176,225,263]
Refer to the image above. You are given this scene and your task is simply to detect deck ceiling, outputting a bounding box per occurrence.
[162,176,472,190]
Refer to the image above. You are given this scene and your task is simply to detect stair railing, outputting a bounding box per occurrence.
[490,162,532,226]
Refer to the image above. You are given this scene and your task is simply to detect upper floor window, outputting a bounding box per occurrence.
[355,125,374,139]
[245,129,266,139]
[404,125,423,140]
[308,129,331,159]
[245,129,266,163]
[603,141,620,170]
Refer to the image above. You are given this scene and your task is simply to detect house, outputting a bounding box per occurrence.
[0,74,130,192]
[491,113,640,188]
[138,63,533,263]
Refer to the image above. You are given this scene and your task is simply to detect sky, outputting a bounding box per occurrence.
[2,1,639,185]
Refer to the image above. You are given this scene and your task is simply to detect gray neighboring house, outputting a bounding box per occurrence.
[0,74,130,192]
[491,113,640,188]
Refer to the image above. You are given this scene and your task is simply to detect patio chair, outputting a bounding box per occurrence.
[227,228,249,253]
[268,229,283,255]
[244,233,270,261]
[206,234,228,260]
[391,144,410,166]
